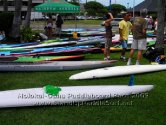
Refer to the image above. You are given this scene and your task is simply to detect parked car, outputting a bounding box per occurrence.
[111,18,123,26]
[76,16,86,20]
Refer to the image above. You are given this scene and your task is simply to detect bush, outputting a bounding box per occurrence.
[20,27,33,42]
[0,12,14,37]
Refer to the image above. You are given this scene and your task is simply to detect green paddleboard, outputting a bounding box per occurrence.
[0,47,26,52]
[42,39,62,44]
[14,55,84,62]
[15,56,67,62]
[147,41,156,47]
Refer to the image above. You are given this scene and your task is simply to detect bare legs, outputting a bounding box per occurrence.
[104,47,110,59]
[127,49,143,65]
[121,48,126,57]
[137,50,143,61]
[104,37,111,60]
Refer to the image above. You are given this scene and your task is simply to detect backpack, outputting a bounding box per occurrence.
[143,46,165,64]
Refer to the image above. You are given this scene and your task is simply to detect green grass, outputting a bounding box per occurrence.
[0,50,166,125]
[64,20,102,25]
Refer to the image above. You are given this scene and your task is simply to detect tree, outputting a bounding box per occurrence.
[69,0,80,6]
[3,0,8,12]
[11,0,22,38]
[85,1,109,16]
[0,12,13,37]
[23,0,32,28]
[110,4,126,17]
[70,0,79,3]
[156,0,166,50]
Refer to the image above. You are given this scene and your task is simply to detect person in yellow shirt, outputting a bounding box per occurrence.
[119,12,132,61]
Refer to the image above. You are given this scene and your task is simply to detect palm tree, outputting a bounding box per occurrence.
[3,0,8,12]
[11,0,22,38]
[156,0,165,49]
[23,0,32,28]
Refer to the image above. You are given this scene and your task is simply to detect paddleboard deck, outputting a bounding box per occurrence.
[0,55,85,62]
[69,65,166,80]
[0,60,117,71]
[0,85,154,108]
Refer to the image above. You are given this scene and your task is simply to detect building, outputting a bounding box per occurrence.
[128,0,160,18]
[0,0,46,19]
[0,0,45,12]
[128,0,158,13]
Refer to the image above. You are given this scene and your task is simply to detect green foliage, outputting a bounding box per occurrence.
[85,1,109,16]
[69,1,80,6]
[0,12,14,37]
[20,27,33,42]
[149,13,157,19]
[110,4,127,17]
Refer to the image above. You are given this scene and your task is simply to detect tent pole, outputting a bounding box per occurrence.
[45,13,47,35]
[38,12,39,31]
[75,12,77,31]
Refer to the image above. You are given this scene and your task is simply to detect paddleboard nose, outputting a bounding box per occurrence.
[69,75,76,80]
[69,74,86,80]
[147,85,154,91]
[69,73,93,80]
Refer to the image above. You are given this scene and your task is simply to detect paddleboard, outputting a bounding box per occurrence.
[62,28,86,32]
[0,60,117,71]
[77,31,105,37]
[112,34,156,45]
[0,46,95,56]
[0,55,85,62]
[0,41,76,51]
[76,37,105,45]
[69,65,166,80]
[0,41,39,48]
[102,45,131,52]
[0,47,101,57]
[0,85,153,108]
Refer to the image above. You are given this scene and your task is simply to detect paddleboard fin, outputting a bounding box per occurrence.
[128,75,134,86]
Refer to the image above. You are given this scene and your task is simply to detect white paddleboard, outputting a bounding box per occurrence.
[0,85,153,108]
[113,34,155,44]
[0,41,76,51]
[69,65,166,80]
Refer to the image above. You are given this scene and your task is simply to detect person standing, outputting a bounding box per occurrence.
[154,18,158,34]
[148,16,153,30]
[46,15,53,39]
[103,12,113,61]
[119,12,132,61]
[127,9,148,65]
[56,14,63,38]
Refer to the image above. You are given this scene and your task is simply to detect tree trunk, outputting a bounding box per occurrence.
[11,0,22,38]
[3,0,8,12]
[23,0,32,28]
[155,0,165,49]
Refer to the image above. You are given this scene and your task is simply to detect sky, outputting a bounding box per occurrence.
[80,0,144,8]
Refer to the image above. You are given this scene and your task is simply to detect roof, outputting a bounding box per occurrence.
[128,0,158,12]
[34,0,80,13]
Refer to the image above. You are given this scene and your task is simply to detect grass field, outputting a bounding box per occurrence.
[0,48,166,125]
